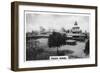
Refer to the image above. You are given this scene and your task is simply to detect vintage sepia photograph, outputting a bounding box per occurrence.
[25,11,90,61]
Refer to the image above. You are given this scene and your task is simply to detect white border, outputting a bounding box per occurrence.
[19,5,96,68]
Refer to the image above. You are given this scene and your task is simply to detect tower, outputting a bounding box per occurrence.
[72,21,81,33]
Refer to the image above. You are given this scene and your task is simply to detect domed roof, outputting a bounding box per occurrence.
[74,21,78,26]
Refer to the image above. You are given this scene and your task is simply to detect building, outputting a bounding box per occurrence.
[67,21,86,41]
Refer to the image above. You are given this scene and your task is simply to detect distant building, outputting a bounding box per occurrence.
[71,21,82,33]
[67,21,86,41]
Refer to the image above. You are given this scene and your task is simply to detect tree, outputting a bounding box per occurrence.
[61,27,66,32]
[48,31,66,55]
[40,26,45,33]
[84,40,89,55]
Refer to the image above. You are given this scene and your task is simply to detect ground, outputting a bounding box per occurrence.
[26,38,89,61]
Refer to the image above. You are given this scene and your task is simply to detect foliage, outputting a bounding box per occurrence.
[48,31,66,48]
[84,40,89,55]
[48,31,67,55]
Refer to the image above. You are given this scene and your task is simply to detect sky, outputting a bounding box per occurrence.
[25,12,89,32]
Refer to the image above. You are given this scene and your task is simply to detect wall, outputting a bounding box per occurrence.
[0,0,99,73]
